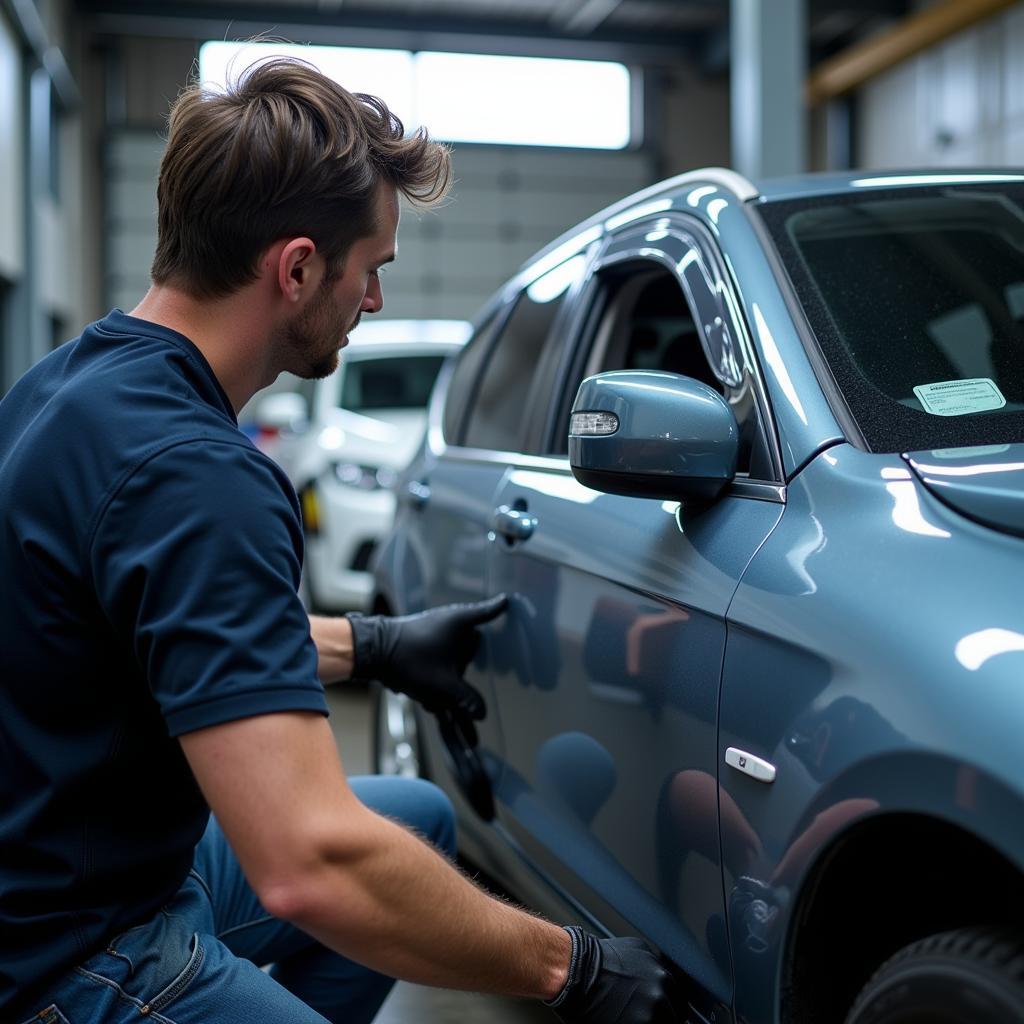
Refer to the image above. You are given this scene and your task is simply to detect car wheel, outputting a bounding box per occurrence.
[845,927,1024,1023]
[371,682,424,779]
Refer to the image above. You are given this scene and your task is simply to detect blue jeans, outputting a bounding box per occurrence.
[18,776,456,1024]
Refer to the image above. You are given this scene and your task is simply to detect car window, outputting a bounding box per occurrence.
[340,355,446,412]
[551,263,773,478]
[759,184,1024,453]
[442,313,502,444]
[463,257,582,453]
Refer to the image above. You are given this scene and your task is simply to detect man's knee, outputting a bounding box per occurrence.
[350,775,456,857]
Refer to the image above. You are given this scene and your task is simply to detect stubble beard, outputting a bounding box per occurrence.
[285,282,354,381]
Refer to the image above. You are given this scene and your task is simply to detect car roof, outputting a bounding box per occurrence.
[510,166,1024,285]
[753,169,1024,202]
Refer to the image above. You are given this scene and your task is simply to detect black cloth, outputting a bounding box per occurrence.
[0,311,327,1017]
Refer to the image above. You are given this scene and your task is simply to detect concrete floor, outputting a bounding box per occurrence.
[325,685,552,1024]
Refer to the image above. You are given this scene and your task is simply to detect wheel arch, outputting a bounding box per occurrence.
[781,805,1024,1023]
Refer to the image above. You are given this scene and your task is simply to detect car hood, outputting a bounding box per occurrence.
[904,444,1024,538]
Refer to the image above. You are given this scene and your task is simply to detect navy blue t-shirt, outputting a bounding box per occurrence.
[0,311,328,1016]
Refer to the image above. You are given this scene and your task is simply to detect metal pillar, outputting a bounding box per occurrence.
[730,0,807,180]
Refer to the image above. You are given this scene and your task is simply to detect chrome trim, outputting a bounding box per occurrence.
[727,480,786,503]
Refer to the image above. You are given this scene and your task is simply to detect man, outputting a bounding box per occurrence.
[0,58,680,1023]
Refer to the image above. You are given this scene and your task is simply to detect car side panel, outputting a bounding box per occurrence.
[719,444,1024,1024]
[484,463,783,1008]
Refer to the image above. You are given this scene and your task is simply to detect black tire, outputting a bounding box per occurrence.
[845,927,1024,1024]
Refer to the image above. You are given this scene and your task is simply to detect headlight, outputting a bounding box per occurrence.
[332,463,397,491]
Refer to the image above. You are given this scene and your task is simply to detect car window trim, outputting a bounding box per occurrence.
[745,201,868,453]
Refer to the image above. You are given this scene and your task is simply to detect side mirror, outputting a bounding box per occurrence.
[255,392,308,433]
[568,371,738,502]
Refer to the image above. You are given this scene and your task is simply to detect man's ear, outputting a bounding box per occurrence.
[276,237,321,303]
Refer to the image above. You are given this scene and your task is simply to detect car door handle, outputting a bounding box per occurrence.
[493,505,537,542]
[406,480,431,508]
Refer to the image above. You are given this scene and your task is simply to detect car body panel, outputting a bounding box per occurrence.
[905,442,1024,538]
[482,460,783,1004]
[721,443,1024,1022]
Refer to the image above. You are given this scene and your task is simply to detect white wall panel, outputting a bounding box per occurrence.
[34,197,69,315]
[0,9,24,281]
[858,6,1024,170]
[1005,5,1024,124]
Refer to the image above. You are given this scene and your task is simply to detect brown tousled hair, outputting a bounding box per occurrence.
[150,56,451,298]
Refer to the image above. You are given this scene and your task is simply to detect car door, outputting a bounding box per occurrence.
[401,256,589,816]
[483,217,785,1015]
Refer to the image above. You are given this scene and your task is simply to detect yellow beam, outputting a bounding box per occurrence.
[807,0,1019,106]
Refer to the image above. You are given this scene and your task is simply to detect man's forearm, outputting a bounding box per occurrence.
[309,613,354,684]
[268,802,571,998]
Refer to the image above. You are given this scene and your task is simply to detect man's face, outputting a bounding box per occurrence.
[284,182,399,380]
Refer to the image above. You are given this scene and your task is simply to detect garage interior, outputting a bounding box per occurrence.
[2,1,1022,1021]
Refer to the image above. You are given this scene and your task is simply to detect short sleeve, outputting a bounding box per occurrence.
[89,439,327,735]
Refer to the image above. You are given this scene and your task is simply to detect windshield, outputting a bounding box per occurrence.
[759,184,1024,452]
[340,355,446,412]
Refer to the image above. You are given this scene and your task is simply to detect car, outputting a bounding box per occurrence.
[371,167,1024,1024]
[250,318,470,612]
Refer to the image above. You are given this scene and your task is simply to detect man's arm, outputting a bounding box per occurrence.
[309,613,354,684]
[309,599,503,721]
[179,710,570,997]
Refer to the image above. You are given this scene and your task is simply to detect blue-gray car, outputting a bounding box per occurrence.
[371,168,1024,1024]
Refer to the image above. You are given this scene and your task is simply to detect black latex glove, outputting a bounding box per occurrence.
[346,596,507,718]
[546,926,682,1023]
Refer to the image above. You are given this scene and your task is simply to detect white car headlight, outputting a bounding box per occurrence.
[332,462,397,491]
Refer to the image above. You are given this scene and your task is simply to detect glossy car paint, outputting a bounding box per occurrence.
[486,463,783,1008]
[373,169,1024,1024]
[906,443,1024,537]
[721,442,1024,1022]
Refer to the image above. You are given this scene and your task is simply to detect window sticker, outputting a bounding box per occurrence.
[912,378,1007,417]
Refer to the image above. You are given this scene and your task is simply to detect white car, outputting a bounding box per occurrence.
[250,319,470,612]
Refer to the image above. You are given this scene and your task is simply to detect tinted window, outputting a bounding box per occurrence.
[340,355,445,412]
[464,257,581,452]
[443,314,501,443]
[760,185,1024,452]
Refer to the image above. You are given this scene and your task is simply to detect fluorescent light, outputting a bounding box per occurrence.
[200,42,631,150]
[415,52,630,149]
[198,41,414,125]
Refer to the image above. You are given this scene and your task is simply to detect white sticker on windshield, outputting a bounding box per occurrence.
[912,378,1006,417]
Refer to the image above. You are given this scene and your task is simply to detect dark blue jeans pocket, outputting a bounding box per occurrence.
[82,925,205,1016]
[18,1004,73,1024]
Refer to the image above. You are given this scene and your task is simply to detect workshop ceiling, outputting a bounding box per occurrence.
[78,0,913,68]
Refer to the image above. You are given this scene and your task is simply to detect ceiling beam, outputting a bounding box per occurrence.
[80,0,695,65]
[807,0,1018,105]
